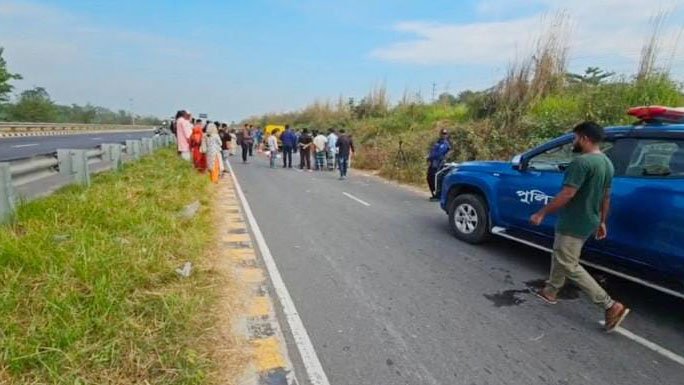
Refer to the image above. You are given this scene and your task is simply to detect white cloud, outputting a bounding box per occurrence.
[371,0,684,75]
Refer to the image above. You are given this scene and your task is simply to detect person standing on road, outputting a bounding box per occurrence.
[530,121,629,333]
[190,119,207,171]
[427,128,452,201]
[255,127,264,152]
[175,110,193,161]
[267,130,279,168]
[293,130,300,154]
[219,123,231,171]
[249,124,259,156]
[280,125,296,168]
[241,124,254,163]
[205,123,224,182]
[336,129,354,180]
[298,128,313,171]
[313,130,328,171]
[327,128,338,171]
[229,128,238,156]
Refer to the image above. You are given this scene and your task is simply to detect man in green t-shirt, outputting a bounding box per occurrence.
[530,121,629,333]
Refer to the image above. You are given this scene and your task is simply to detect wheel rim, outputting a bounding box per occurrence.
[454,203,478,234]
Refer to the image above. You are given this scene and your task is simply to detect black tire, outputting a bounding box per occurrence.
[448,193,490,244]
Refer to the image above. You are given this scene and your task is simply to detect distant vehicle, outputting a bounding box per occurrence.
[264,124,286,147]
[439,106,684,297]
[264,124,286,138]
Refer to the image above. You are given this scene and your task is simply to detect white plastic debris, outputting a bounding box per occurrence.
[178,201,201,220]
[175,261,192,278]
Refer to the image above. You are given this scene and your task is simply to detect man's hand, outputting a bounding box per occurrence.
[530,211,545,226]
[595,222,607,240]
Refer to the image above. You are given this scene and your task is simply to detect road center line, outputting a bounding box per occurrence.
[226,160,331,385]
[598,321,684,366]
[342,192,371,206]
[90,137,103,140]
[11,143,38,148]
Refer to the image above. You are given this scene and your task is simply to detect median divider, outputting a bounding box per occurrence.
[0,134,176,223]
[0,122,155,138]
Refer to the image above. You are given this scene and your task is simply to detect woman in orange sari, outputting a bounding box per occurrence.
[190,119,207,171]
[205,123,224,183]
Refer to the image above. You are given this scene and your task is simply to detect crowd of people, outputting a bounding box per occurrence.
[268,125,355,179]
[170,110,355,181]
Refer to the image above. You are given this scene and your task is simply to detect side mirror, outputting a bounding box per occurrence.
[511,154,523,170]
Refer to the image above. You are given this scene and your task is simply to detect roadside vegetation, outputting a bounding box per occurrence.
[0,149,247,384]
[247,14,684,185]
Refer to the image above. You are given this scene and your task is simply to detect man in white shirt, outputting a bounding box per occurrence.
[175,110,193,161]
[267,131,279,168]
[313,130,328,171]
[326,129,338,171]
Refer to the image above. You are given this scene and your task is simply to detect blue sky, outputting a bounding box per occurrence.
[1,0,683,122]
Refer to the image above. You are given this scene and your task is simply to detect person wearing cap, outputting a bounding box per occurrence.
[427,128,452,201]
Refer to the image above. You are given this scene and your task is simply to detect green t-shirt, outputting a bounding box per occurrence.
[556,153,614,238]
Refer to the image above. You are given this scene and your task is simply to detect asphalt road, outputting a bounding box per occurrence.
[0,130,154,161]
[232,153,684,385]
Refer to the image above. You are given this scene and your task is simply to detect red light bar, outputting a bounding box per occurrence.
[628,105,684,123]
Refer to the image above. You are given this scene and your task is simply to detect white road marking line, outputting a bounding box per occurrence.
[598,321,684,366]
[226,160,330,385]
[342,192,371,207]
[91,137,103,140]
[11,143,38,148]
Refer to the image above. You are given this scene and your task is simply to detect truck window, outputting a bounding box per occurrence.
[527,141,613,172]
[624,139,684,178]
[527,142,575,172]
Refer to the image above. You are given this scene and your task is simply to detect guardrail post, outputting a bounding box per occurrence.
[141,138,153,155]
[0,163,15,223]
[110,143,123,170]
[71,150,90,186]
[101,143,113,161]
[101,143,123,170]
[126,140,141,160]
[57,149,73,175]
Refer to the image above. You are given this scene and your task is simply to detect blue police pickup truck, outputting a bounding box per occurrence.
[439,106,684,296]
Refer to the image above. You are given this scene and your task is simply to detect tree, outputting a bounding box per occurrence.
[10,87,57,122]
[0,47,22,102]
[436,92,457,106]
[566,67,615,86]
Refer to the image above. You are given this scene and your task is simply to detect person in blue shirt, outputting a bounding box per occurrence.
[427,128,452,201]
[280,125,297,168]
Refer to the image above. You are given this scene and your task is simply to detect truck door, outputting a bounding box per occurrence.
[496,140,573,239]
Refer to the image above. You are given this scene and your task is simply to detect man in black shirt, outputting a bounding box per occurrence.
[336,129,354,180]
[298,128,313,171]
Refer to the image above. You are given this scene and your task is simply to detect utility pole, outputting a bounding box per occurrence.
[431,82,436,102]
[129,98,135,125]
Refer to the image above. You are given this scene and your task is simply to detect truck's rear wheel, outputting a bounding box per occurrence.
[448,193,490,244]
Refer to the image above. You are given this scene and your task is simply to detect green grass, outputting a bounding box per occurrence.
[0,149,225,384]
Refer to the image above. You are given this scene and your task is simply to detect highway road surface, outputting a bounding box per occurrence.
[0,130,154,161]
[231,153,684,385]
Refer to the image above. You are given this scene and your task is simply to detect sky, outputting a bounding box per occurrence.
[0,0,683,122]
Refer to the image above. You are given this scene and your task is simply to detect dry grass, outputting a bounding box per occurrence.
[493,11,570,127]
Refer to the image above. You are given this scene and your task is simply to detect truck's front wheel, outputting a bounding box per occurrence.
[448,193,490,244]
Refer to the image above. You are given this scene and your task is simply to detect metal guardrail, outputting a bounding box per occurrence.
[0,122,155,132]
[0,134,177,223]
